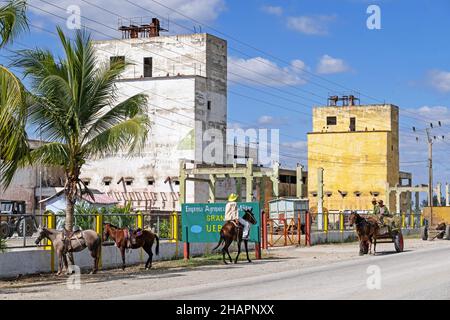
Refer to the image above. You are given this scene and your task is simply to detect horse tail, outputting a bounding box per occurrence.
[212,232,224,252]
[154,234,160,256]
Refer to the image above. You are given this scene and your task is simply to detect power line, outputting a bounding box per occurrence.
[26,1,427,140]
[3,8,436,171]
[6,39,419,169]
[34,0,439,130]
[130,0,442,126]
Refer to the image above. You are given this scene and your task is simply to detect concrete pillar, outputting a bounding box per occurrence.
[179,160,186,204]
[271,162,280,198]
[385,182,391,212]
[446,183,449,207]
[236,178,242,200]
[436,183,442,206]
[296,164,304,198]
[245,158,254,202]
[396,191,401,215]
[407,191,411,214]
[208,174,216,203]
[318,168,324,230]
[415,190,420,213]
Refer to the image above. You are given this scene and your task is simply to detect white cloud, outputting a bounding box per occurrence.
[282,140,307,151]
[428,70,450,93]
[261,5,283,16]
[28,0,226,36]
[228,56,308,87]
[257,115,289,126]
[408,106,450,123]
[286,15,336,36]
[316,54,350,74]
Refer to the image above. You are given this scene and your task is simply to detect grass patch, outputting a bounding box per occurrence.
[154,251,273,270]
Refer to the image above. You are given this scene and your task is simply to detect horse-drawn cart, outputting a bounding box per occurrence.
[350,212,404,254]
[421,207,450,241]
[374,227,404,253]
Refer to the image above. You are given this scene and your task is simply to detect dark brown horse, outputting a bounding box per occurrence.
[213,208,258,264]
[102,223,159,270]
[349,212,379,255]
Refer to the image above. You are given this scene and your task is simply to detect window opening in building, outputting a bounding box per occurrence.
[327,116,337,126]
[144,57,152,77]
[350,117,356,132]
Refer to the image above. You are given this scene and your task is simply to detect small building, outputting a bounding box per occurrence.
[40,189,118,213]
[0,140,65,213]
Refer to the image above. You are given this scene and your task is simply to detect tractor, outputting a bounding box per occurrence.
[0,201,36,239]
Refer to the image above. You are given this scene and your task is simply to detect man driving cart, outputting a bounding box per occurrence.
[372,199,397,231]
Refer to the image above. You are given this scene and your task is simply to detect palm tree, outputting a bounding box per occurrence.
[15,27,150,231]
[0,0,29,189]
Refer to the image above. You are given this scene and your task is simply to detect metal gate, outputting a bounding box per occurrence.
[262,212,311,248]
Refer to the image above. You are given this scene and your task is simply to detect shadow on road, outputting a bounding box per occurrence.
[372,249,412,256]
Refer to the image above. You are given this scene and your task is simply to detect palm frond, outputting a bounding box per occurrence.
[0,0,28,48]
[82,93,148,143]
[26,142,70,167]
[0,65,30,188]
[82,114,150,159]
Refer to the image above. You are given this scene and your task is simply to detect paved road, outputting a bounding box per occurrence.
[115,244,450,300]
[2,239,450,300]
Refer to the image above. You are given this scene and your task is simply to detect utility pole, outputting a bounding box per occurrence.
[414,122,445,230]
[426,128,433,226]
[426,128,433,206]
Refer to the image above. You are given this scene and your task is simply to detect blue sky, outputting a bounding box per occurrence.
[3,0,450,187]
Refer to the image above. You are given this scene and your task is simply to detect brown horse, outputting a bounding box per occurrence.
[35,227,101,275]
[102,223,159,270]
[213,208,258,264]
[349,212,379,256]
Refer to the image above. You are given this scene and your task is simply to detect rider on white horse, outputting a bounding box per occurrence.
[224,193,250,240]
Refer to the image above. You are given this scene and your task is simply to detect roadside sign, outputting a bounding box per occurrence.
[181,202,260,243]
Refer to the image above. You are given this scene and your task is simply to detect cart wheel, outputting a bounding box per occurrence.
[0,222,10,240]
[17,218,34,237]
[445,225,450,240]
[394,232,404,253]
[421,226,428,241]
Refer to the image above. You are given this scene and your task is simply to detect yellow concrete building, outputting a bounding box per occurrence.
[307,102,400,212]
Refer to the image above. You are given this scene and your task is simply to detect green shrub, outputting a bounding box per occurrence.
[73,202,96,230]
[101,202,136,228]
[0,238,6,253]
[158,218,170,239]
[54,201,138,230]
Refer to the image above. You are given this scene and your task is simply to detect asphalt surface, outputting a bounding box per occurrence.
[115,243,450,300]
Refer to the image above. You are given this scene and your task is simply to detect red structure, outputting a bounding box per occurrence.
[119,17,168,39]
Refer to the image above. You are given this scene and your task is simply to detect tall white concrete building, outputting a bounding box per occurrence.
[80,23,228,210]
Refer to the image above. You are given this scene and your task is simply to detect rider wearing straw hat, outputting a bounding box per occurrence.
[225,193,250,240]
